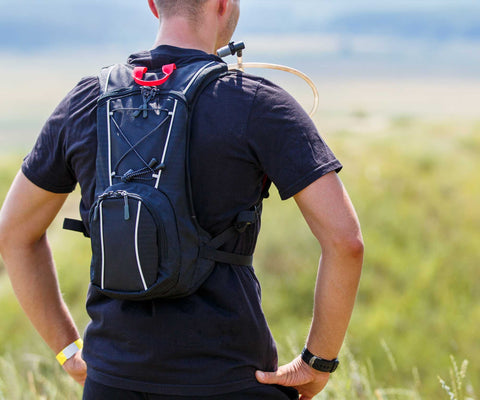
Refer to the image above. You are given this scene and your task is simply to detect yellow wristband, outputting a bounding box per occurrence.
[56,339,83,366]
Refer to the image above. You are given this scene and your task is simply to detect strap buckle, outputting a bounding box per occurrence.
[234,210,257,233]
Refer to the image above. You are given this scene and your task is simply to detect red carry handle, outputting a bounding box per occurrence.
[132,63,176,86]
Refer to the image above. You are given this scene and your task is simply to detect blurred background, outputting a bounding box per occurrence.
[0,0,479,398]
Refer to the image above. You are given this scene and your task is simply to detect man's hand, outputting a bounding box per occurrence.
[256,356,330,400]
[62,351,87,386]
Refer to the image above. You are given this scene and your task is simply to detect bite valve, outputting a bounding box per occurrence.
[216,41,246,58]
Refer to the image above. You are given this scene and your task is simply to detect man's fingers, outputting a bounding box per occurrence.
[256,366,297,387]
[256,359,304,387]
[63,352,87,386]
[257,357,330,399]
[255,370,277,384]
[255,370,282,385]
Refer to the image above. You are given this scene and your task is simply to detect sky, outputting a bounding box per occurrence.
[0,0,478,151]
[0,0,479,78]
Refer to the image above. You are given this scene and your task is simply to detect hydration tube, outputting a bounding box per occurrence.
[217,41,319,117]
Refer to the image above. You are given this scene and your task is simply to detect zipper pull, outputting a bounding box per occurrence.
[123,193,130,220]
[133,87,157,119]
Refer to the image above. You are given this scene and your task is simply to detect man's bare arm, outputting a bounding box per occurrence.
[0,171,87,385]
[256,171,364,399]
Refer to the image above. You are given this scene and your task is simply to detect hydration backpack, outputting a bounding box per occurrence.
[64,59,263,300]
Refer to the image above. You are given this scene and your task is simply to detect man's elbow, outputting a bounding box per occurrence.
[345,234,364,260]
[324,232,364,265]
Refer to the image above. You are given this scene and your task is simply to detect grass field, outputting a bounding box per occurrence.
[0,54,478,399]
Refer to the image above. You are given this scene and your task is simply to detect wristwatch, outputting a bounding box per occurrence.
[301,347,339,373]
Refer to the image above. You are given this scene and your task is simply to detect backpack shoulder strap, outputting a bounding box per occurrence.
[182,62,263,267]
[63,66,119,237]
[63,64,126,237]
[182,61,229,104]
[98,65,115,94]
[98,64,136,94]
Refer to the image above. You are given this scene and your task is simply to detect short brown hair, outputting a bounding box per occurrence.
[154,0,209,21]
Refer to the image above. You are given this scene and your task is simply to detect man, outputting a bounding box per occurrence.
[0,0,363,399]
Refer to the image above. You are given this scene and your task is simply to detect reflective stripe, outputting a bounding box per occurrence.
[106,99,113,187]
[183,61,216,95]
[56,338,83,366]
[135,201,148,291]
[104,65,115,93]
[155,99,178,189]
[99,202,105,289]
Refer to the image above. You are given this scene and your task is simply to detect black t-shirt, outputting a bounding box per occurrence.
[22,46,342,396]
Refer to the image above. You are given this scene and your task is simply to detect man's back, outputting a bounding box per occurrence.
[0,1,363,398]
[20,45,340,396]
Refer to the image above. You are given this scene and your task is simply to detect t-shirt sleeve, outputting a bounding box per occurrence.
[246,79,342,200]
[22,76,99,193]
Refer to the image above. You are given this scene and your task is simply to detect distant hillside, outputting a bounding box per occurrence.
[240,3,480,40]
[327,9,480,39]
[1,0,480,52]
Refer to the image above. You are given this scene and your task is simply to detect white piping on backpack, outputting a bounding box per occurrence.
[134,201,148,291]
[106,100,114,187]
[104,65,115,94]
[183,61,216,95]
[155,99,178,189]
[99,202,105,290]
[105,65,116,186]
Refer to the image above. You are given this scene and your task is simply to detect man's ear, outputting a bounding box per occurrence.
[148,0,159,19]
[217,0,229,16]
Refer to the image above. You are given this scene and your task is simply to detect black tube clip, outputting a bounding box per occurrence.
[216,41,245,58]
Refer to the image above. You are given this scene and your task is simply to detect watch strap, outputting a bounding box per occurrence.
[301,347,339,373]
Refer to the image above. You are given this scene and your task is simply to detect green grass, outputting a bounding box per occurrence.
[1,117,479,398]
[257,117,480,398]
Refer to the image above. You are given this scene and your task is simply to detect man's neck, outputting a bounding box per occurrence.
[152,17,217,54]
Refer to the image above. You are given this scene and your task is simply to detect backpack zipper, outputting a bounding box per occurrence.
[92,190,169,259]
[98,88,187,106]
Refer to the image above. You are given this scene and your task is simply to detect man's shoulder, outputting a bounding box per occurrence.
[219,69,279,87]
[215,70,288,100]
[62,75,101,111]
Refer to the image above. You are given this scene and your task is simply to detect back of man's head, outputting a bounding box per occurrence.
[154,0,210,21]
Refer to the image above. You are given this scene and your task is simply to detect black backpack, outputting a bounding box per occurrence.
[64,59,265,300]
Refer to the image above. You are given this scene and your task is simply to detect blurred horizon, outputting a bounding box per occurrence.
[1,0,479,79]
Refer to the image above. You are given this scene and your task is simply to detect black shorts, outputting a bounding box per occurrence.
[83,377,299,400]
